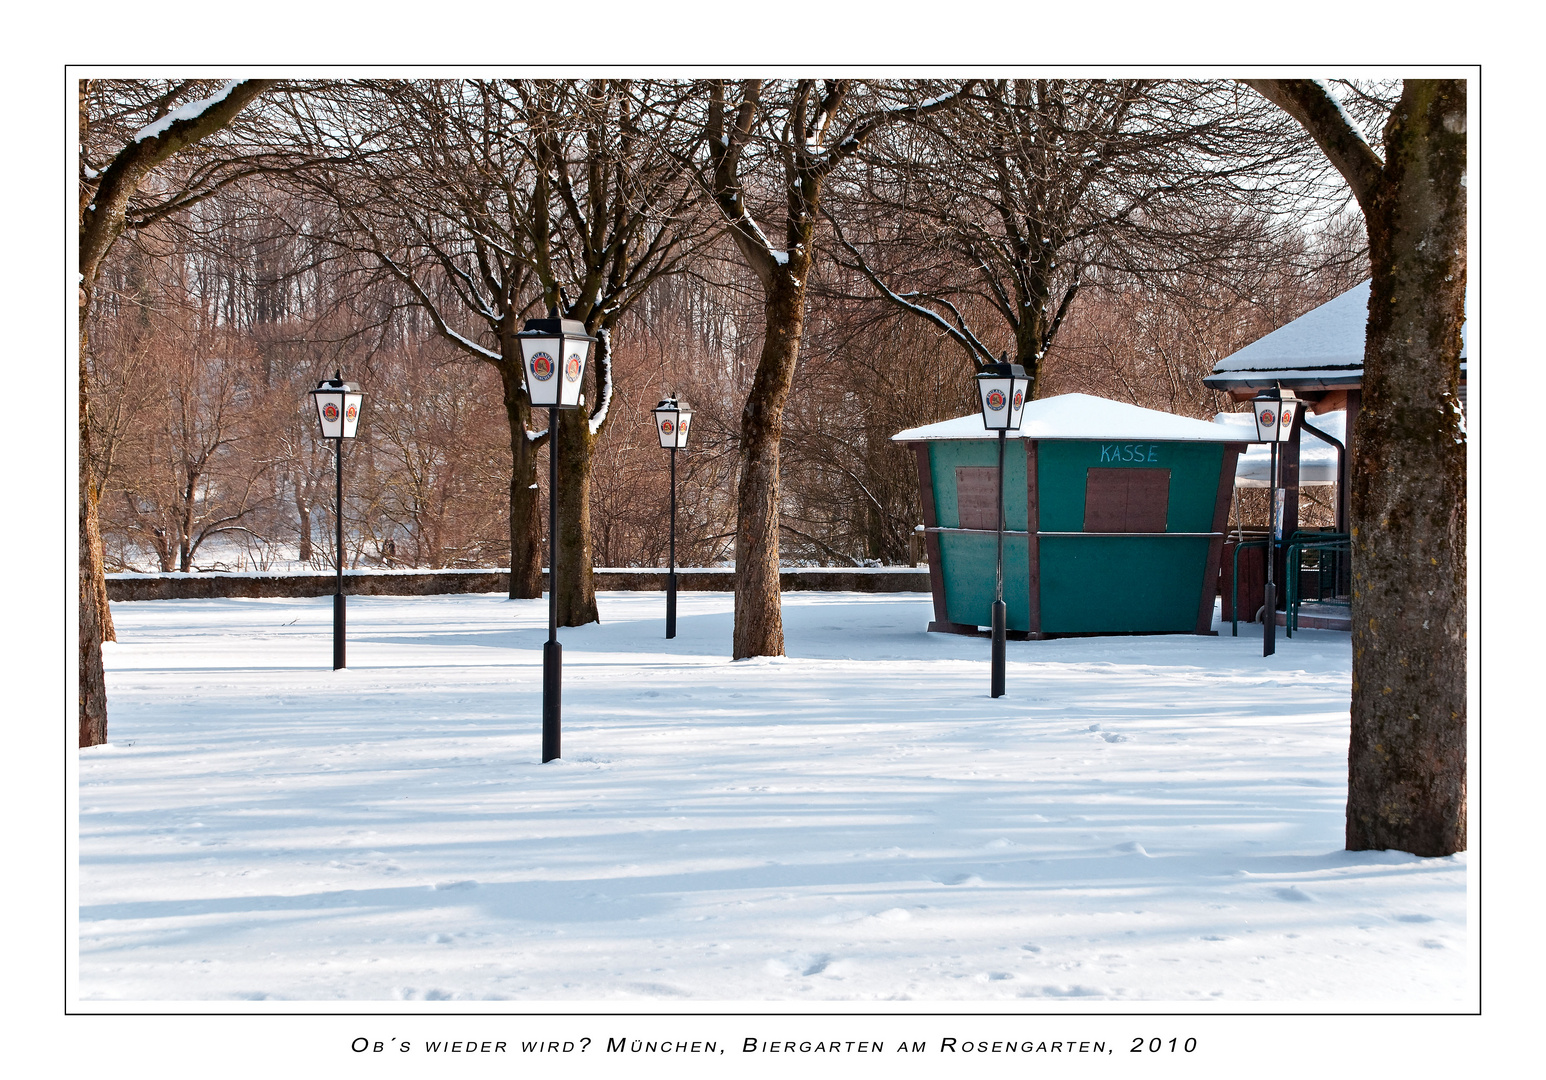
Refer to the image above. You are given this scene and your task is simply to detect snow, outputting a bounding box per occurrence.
[133,80,243,143]
[892,394,1242,444]
[1208,280,1469,384]
[1312,80,1376,153]
[1210,282,1372,376]
[78,590,1469,1006]
[589,328,614,436]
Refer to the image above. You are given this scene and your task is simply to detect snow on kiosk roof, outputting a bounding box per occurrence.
[891,393,1240,443]
[894,392,1246,640]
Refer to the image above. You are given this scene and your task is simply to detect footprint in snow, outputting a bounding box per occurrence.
[1395,913,1436,923]
[1273,886,1315,903]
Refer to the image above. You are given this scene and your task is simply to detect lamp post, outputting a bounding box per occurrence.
[308,372,364,670]
[652,396,693,639]
[975,359,1028,698]
[517,309,596,762]
[1250,384,1300,657]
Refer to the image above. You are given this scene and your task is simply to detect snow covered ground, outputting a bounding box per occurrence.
[77,591,1471,1007]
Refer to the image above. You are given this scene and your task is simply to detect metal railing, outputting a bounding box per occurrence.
[1285,532,1351,637]
[1230,538,1269,637]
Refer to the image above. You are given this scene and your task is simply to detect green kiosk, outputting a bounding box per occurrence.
[894,394,1248,638]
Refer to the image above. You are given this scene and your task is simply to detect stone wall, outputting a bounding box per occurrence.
[107,567,931,602]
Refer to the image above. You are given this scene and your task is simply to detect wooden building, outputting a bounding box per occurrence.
[894,394,1247,638]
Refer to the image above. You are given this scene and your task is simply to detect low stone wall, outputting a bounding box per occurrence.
[107,567,931,602]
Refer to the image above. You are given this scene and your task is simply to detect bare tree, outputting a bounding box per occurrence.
[300,79,708,622]
[698,79,970,658]
[79,77,278,747]
[829,79,1337,397]
[1246,79,1467,857]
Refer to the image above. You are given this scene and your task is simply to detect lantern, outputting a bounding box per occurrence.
[975,361,1029,432]
[306,372,364,671]
[653,396,693,450]
[517,314,596,410]
[310,375,365,439]
[1250,385,1300,443]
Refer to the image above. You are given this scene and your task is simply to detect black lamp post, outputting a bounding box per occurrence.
[975,359,1029,698]
[652,396,693,639]
[1250,384,1300,657]
[308,373,364,670]
[517,309,596,762]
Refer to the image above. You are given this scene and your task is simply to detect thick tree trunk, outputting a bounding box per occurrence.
[733,278,806,659]
[499,364,544,599]
[555,406,600,627]
[1346,81,1467,856]
[79,346,109,747]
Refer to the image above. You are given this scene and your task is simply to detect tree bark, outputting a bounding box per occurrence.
[555,405,600,627]
[1345,82,1467,856]
[734,277,807,657]
[498,363,545,599]
[1247,79,1467,856]
[79,342,108,748]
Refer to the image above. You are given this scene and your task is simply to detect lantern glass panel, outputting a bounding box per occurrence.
[342,392,364,438]
[1006,381,1026,430]
[655,409,678,448]
[1277,399,1298,441]
[559,340,590,409]
[313,390,345,439]
[521,336,562,408]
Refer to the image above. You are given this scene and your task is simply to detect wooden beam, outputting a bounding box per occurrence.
[1026,439,1043,639]
[1197,443,1246,634]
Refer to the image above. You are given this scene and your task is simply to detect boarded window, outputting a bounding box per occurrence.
[955,467,1002,531]
[1083,468,1171,532]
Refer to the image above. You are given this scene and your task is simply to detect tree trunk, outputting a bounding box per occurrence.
[500,363,544,599]
[555,406,600,627]
[733,277,806,659]
[79,340,109,747]
[297,498,313,563]
[1346,81,1467,856]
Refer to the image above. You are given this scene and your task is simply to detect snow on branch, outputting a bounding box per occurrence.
[134,81,242,143]
[589,327,615,436]
[1312,80,1377,155]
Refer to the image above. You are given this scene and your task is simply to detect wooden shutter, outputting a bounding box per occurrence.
[1083,468,1171,532]
[955,467,1002,531]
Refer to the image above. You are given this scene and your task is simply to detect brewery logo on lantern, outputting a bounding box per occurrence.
[1280,409,1293,430]
[986,389,1006,411]
[1012,389,1024,410]
[345,403,357,422]
[1258,408,1276,428]
[565,352,583,382]
[323,403,339,422]
[530,351,555,381]
[660,418,675,434]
